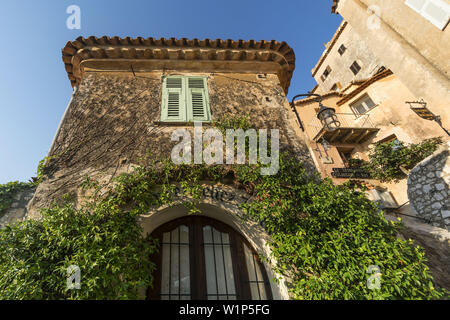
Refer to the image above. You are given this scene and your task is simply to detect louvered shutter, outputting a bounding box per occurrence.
[187,77,210,122]
[161,77,186,122]
[406,0,450,30]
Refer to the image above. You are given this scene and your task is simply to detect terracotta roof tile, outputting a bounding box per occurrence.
[62,36,296,93]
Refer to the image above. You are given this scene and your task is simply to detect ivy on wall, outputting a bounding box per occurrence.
[0,120,447,300]
[349,137,443,183]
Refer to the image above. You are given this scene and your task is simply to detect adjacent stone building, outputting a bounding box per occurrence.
[311,20,385,94]
[295,68,449,227]
[331,0,450,129]
[26,36,315,300]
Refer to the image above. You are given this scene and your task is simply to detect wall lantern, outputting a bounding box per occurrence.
[290,93,341,132]
[316,102,340,132]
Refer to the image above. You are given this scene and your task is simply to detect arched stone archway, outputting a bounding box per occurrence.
[139,184,290,300]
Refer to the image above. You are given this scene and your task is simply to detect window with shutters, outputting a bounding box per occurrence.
[350,61,362,75]
[161,76,211,123]
[320,66,332,82]
[148,216,273,300]
[405,0,450,30]
[350,94,377,116]
[338,44,346,55]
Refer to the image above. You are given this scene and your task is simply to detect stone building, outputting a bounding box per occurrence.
[26,36,314,300]
[311,20,385,94]
[291,3,450,289]
[331,0,450,129]
[295,68,449,228]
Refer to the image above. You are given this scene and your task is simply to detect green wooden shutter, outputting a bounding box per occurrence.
[161,77,186,122]
[187,77,210,122]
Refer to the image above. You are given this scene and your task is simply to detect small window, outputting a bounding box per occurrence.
[161,76,211,122]
[405,0,450,30]
[320,66,332,82]
[338,44,346,55]
[350,61,361,75]
[350,94,376,115]
[330,83,339,92]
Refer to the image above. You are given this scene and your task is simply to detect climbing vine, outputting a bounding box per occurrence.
[354,137,443,183]
[0,119,447,300]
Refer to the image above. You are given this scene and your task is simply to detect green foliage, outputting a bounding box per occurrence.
[0,181,34,216]
[0,169,165,299]
[364,137,443,182]
[236,155,447,299]
[0,119,446,300]
[213,114,251,133]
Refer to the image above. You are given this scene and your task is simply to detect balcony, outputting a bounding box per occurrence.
[308,113,379,144]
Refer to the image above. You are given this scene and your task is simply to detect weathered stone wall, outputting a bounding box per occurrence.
[408,142,450,230]
[27,71,315,217]
[0,187,35,228]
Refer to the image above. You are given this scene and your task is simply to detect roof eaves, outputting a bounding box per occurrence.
[336,69,394,106]
[294,91,342,106]
[62,36,296,94]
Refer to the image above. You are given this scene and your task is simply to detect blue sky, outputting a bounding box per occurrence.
[0,1,342,184]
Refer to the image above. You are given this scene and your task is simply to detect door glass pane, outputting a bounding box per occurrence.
[160,225,190,300]
[243,243,268,300]
[203,226,237,300]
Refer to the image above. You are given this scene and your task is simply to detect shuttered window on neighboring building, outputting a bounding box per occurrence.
[350,61,361,75]
[350,94,377,115]
[320,66,332,82]
[405,0,450,30]
[161,76,211,122]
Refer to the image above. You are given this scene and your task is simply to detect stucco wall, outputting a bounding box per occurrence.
[335,0,450,129]
[313,22,384,93]
[296,74,448,211]
[358,0,450,77]
[27,70,315,217]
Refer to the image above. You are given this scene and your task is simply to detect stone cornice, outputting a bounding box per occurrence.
[62,36,296,93]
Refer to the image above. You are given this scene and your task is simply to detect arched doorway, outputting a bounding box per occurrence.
[147,216,273,300]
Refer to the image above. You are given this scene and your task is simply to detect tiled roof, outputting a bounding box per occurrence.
[294,91,343,106]
[295,69,393,107]
[336,69,394,105]
[62,36,296,93]
[311,21,348,77]
[332,0,339,13]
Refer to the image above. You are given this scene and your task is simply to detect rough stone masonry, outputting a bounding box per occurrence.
[407,142,450,230]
